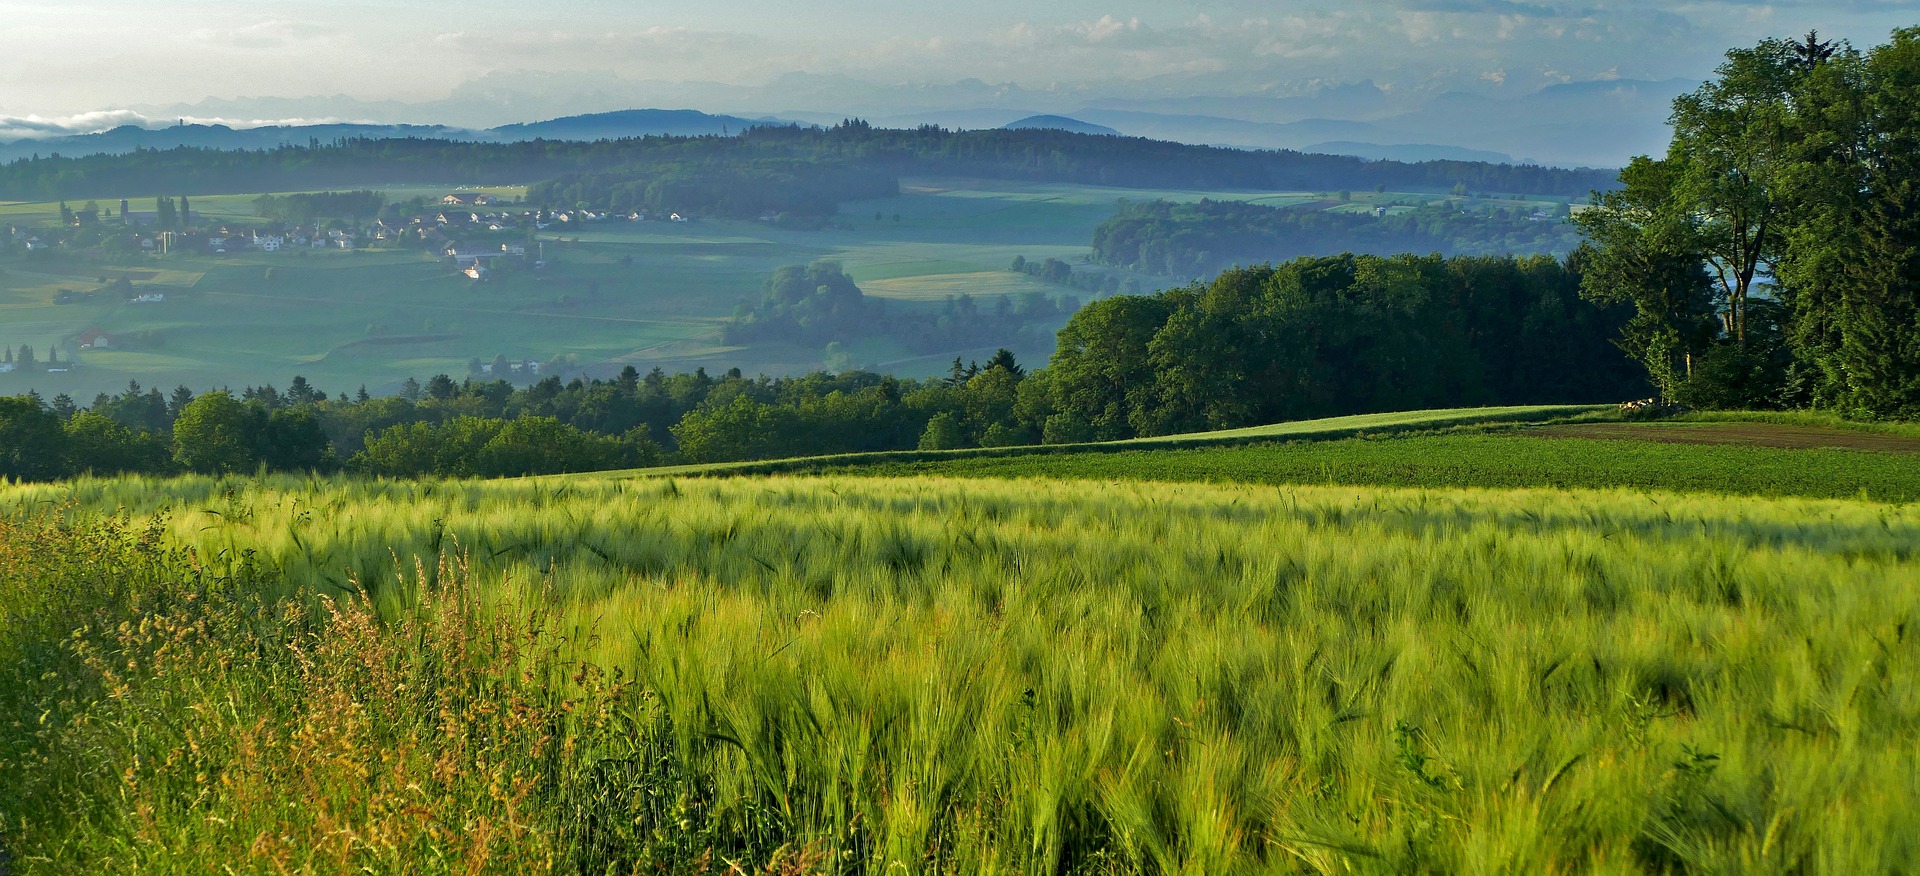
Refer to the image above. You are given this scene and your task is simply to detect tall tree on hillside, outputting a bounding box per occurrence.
[1578,36,1839,402]
[1663,38,1812,346]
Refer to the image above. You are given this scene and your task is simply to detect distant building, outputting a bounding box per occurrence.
[76,327,114,350]
[132,293,166,304]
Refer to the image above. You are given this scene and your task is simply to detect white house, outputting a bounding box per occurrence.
[0,362,15,373]
[133,293,166,304]
[501,243,526,256]
[253,233,285,252]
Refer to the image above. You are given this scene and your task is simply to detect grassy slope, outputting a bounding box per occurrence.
[612,404,1610,479]
[4,472,1918,871]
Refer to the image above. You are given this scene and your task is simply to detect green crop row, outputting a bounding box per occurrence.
[800,432,1920,502]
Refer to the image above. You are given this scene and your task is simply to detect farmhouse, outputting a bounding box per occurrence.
[132,293,166,304]
[76,327,114,350]
[442,193,495,206]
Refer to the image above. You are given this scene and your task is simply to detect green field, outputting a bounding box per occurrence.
[0,181,1562,399]
[4,413,1919,871]
[795,432,1920,501]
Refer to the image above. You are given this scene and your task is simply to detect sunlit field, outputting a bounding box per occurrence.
[5,470,1917,872]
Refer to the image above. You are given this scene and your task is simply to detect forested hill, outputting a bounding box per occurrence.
[1093,199,1587,276]
[0,122,1616,202]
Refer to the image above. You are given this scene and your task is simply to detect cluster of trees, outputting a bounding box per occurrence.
[2,345,62,372]
[0,122,1615,205]
[721,261,1079,355]
[1577,28,1920,418]
[1009,255,1138,296]
[1092,199,1584,278]
[1024,253,1642,439]
[251,190,387,223]
[0,390,326,480]
[528,159,898,220]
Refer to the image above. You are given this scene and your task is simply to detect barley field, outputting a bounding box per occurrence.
[4,472,1919,873]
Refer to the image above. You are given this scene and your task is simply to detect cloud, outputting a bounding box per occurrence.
[190,19,340,51]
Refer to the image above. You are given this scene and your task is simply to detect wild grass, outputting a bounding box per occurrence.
[5,472,1920,872]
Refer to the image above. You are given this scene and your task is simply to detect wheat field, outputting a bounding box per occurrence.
[4,472,1918,873]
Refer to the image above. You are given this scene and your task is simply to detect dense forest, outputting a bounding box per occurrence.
[1091,199,1584,277]
[0,122,1616,205]
[526,158,898,219]
[0,251,1643,480]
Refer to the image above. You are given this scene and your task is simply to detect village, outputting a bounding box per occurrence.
[4,192,691,272]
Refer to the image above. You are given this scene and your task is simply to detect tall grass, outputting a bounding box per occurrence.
[4,472,1919,872]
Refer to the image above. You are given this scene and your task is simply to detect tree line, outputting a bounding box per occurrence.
[527,159,898,220]
[0,121,1615,205]
[1091,199,1583,278]
[1577,28,1920,418]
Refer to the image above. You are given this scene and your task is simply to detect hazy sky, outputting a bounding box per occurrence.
[1,0,1914,120]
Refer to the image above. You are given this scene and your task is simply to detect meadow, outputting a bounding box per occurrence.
[0,180,1558,399]
[4,460,1919,872]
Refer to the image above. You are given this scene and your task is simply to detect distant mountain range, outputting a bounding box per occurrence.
[60,73,1689,168]
[0,109,784,165]
[0,77,1690,171]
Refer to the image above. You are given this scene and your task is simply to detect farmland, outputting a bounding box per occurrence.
[790,430,1920,501]
[0,180,1565,400]
[5,414,1920,872]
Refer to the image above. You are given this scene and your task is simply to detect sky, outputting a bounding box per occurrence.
[0,0,1914,128]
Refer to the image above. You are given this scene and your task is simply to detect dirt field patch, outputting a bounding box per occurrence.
[1530,422,1920,454]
